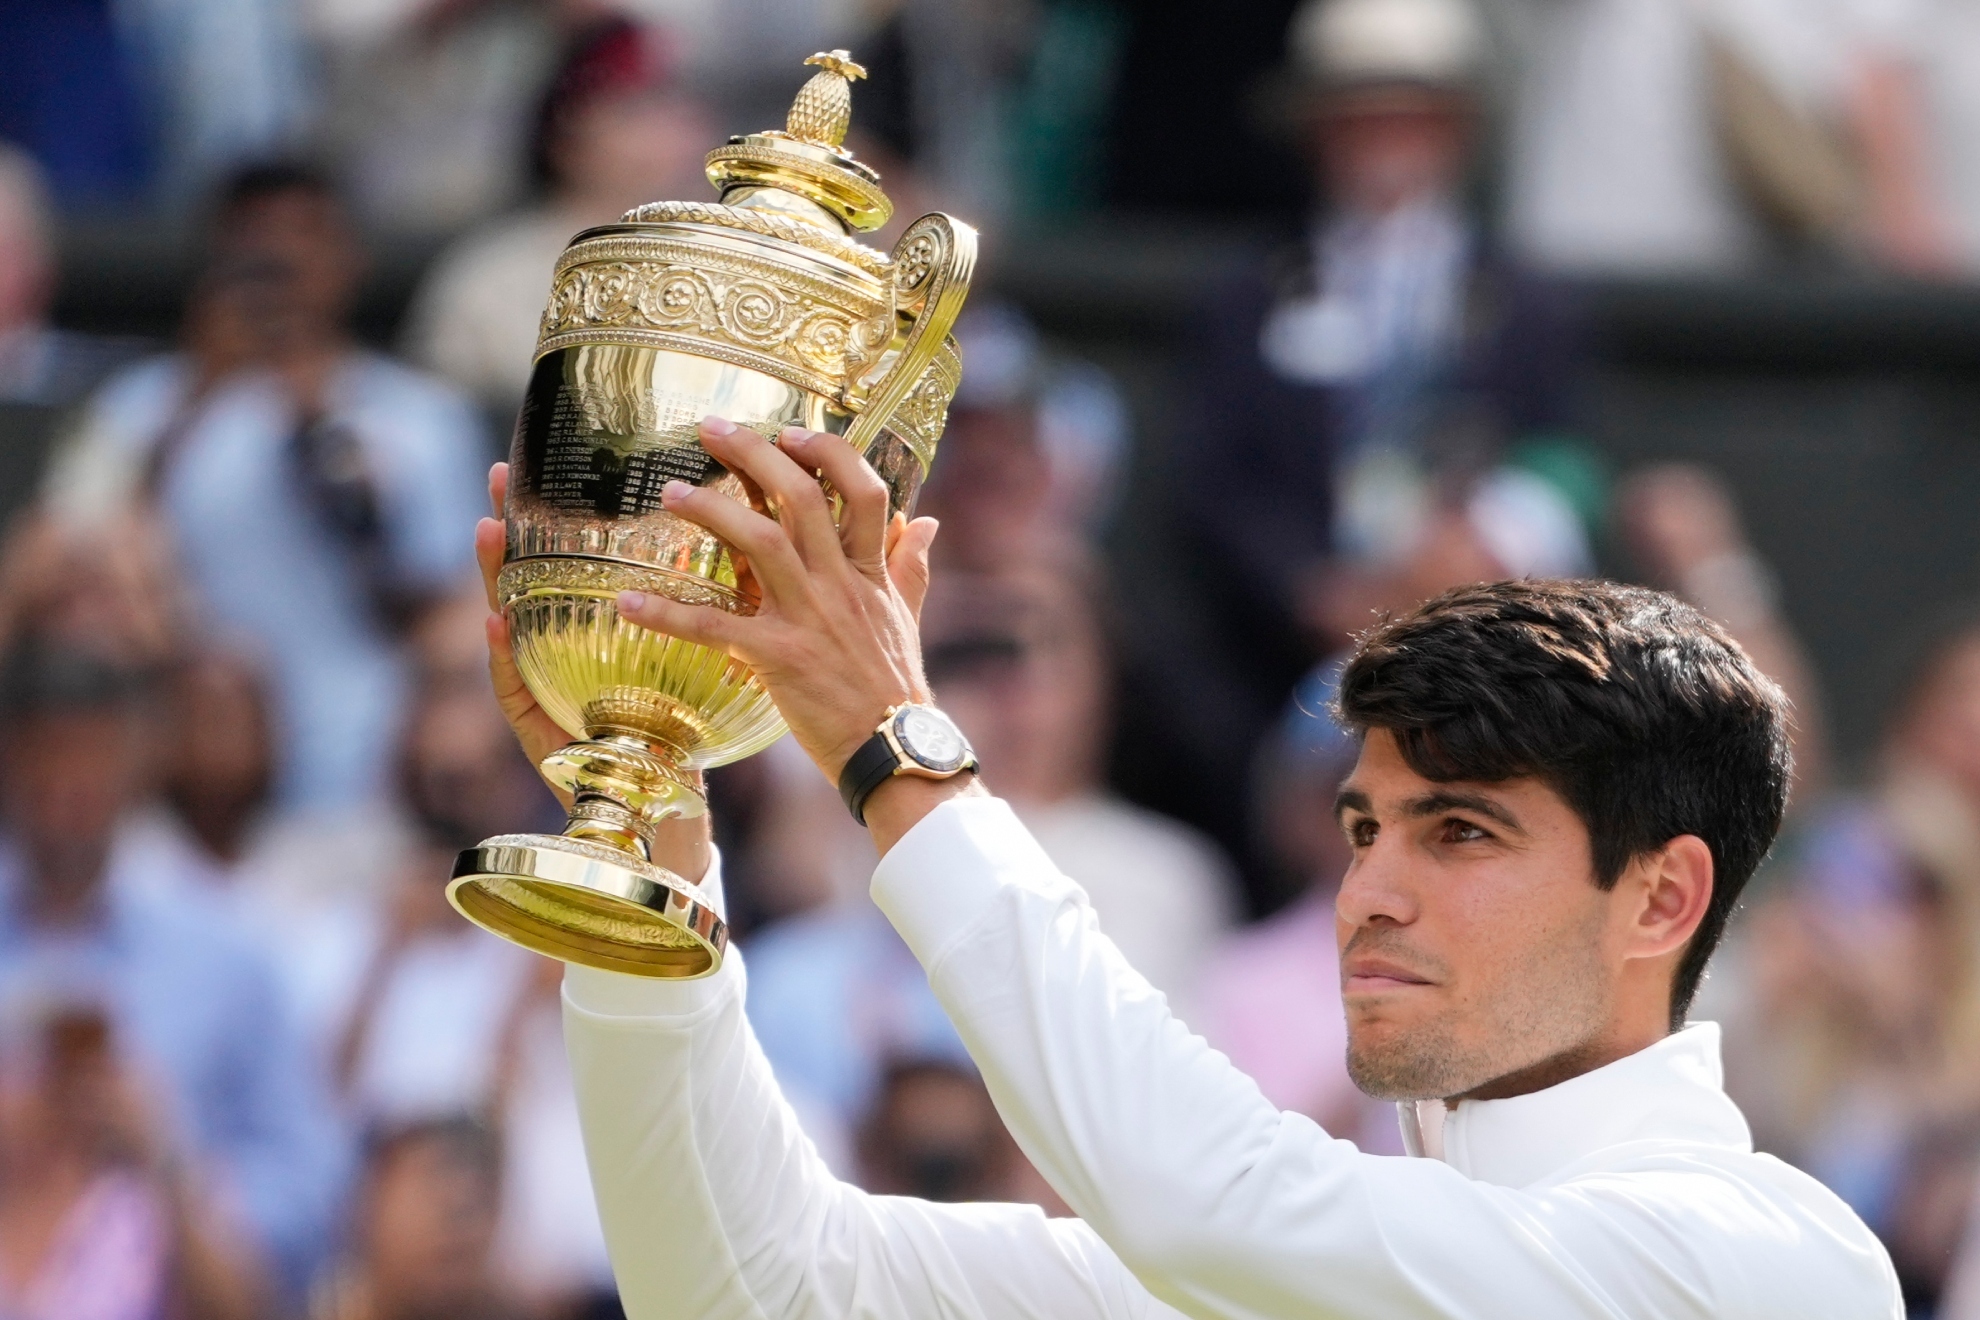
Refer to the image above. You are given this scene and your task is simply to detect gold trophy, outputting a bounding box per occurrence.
[448,51,975,978]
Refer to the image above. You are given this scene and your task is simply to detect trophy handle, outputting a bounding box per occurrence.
[843,212,978,458]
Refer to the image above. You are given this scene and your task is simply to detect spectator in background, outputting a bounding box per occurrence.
[0,508,183,677]
[43,163,487,816]
[404,18,717,425]
[332,586,615,1316]
[1207,0,1581,578]
[0,1001,260,1320]
[915,302,1130,562]
[312,1118,524,1320]
[331,588,552,1121]
[857,1057,1068,1215]
[1496,0,1959,274]
[1616,463,1832,795]
[308,0,565,239]
[0,636,347,1307]
[1144,0,1582,895]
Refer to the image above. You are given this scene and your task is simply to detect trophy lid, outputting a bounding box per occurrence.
[703,51,894,234]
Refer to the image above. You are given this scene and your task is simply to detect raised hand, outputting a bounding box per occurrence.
[475,462,575,782]
[611,417,973,848]
[476,461,713,877]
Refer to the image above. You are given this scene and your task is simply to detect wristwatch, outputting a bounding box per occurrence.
[837,704,978,825]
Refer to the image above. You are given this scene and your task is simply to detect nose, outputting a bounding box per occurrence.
[1335,831,1421,931]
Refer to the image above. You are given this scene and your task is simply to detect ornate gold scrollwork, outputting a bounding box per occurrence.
[538,246,893,394]
[617,200,895,277]
[846,213,977,468]
[498,558,749,615]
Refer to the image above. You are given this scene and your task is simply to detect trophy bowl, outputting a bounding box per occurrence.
[448,51,974,977]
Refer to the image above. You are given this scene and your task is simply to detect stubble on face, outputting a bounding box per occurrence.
[1344,901,1615,1101]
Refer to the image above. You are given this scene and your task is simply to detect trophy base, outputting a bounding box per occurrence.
[447,834,726,979]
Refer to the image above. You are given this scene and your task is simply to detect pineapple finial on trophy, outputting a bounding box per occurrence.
[787,50,868,148]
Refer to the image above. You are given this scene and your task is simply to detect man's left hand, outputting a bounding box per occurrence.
[614,417,942,788]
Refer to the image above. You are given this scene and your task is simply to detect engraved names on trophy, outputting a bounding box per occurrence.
[520,355,770,520]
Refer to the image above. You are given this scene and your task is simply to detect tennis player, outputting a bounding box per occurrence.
[475,418,1900,1318]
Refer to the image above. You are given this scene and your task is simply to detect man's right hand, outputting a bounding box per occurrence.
[477,462,570,776]
[476,463,714,885]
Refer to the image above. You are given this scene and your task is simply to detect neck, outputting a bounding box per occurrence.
[1454,1018,1673,1104]
[22,846,113,929]
[173,795,261,866]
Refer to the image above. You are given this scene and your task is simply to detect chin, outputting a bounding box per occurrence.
[1344,1016,1483,1103]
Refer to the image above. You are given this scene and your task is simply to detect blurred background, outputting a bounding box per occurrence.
[4,0,1980,1315]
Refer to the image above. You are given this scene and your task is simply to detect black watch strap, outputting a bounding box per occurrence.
[838,730,903,826]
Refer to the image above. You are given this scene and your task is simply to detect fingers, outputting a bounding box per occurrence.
[659,479,810,605]
[697,418,841,569]
[779,427,892,574]
[475,517,505,612]
[488,462,509,520]
[615,589,747,654]
[889,516,939,621]
[485,612,577,789]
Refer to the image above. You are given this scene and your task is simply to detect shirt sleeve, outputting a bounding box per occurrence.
[870,796,1899,1320]
[560,856,1172,1320]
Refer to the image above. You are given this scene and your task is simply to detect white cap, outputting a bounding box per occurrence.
[1290,0,1484,88]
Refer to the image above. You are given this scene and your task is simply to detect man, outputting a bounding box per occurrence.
[1160,0,1582,890]
[314,1118,527,1320]
[475,420,1900,1315]
[45,163,486,813]
[0,637,347,1306]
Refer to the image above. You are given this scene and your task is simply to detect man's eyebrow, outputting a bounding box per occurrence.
[1333,787,1371,822]
[1403,791,1524,832]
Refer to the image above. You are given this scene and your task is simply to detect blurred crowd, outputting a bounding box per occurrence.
[2,0,1980,1317]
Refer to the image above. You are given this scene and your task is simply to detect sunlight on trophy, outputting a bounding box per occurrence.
[447,51,975,978]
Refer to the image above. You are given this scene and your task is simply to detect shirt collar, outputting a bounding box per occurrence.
[1397,1024,1752,1188]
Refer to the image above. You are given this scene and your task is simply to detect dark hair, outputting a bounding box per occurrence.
[0,638,149,717]
[362,1114,502,1188]
[211,159,339,221]
[528,19,674,193]
[1334,579,1792,1026]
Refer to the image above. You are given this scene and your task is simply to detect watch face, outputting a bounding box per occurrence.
[894,706,971,773]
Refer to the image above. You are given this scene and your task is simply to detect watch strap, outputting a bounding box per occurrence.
[838,729,903,826]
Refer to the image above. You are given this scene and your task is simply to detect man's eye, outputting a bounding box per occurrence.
[1442,819,1489,843]
[1348,819,1377,847]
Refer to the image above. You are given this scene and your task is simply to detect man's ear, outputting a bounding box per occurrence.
[1625,835,1715,962]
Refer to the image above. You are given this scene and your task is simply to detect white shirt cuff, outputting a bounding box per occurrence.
[870,794,1075,970]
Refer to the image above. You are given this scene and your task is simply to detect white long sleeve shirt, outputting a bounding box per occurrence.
[562,796,1901,1319]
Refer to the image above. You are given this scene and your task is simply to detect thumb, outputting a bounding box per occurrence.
[889,517,939,621]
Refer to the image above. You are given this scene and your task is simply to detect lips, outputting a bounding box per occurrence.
[1342,956,1434,993]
